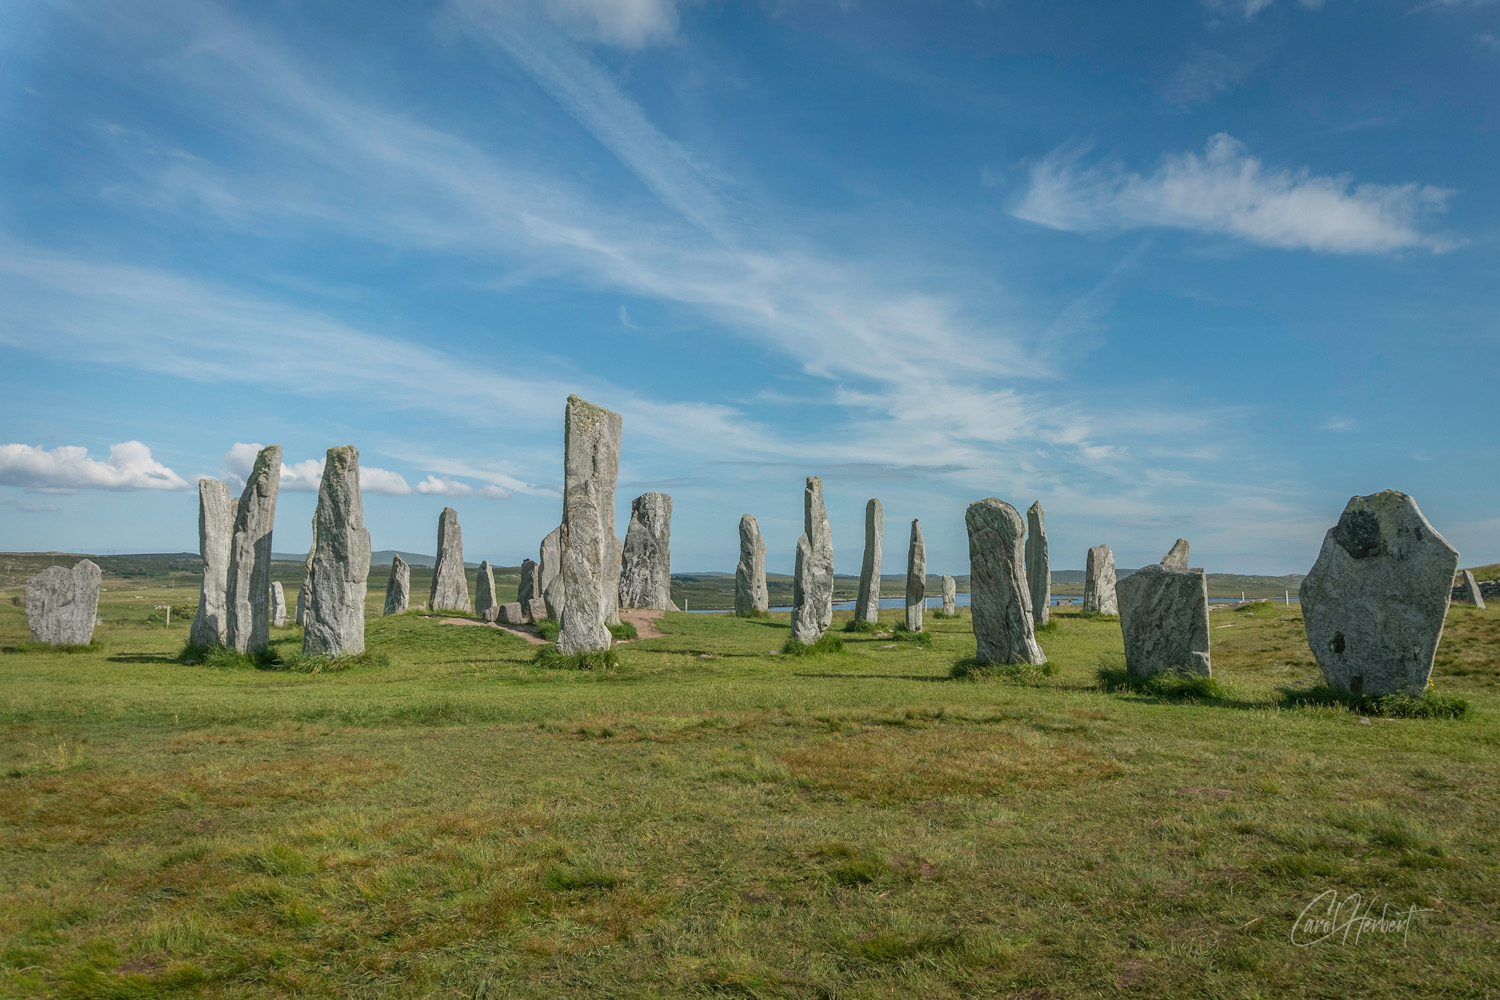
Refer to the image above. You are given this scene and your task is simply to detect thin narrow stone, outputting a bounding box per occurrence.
[189,478,234,647]
[518,559,539,605]
[226,445,281,653]
[854,499,883,624]
[430,507,470,613]
[905,519,926,632]
[790,476,834,645]
[735,514,769,616]
[383,554,410,616]
[539,526,563,620]
[1025,501,1050,627]
[270,582,287,627]
[1083,545,1118,615]
[558,395,623,656]
[1462,569,1487,610]
[942,574,956,616]
[475,560,499,622]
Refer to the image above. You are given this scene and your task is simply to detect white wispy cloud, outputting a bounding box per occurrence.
[1320,415,1357,432]
[0,498,62,512]
[532,0,680,47]
[0,441,190,493]
[414,475,513,499]
[1013,133,1455,254]
[1161,46,1260,108]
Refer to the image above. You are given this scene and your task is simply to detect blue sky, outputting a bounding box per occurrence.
[1,0,1496,576]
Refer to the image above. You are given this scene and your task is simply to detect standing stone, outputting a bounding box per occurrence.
[905,519,926,631]
[1462,570,1486,610]
[295,581,308,626]
[1161,539,1190,572]
[430,507,470,613]
[1025,501,1050,627]
[226,445,281,654]
[1083,544,1118,615]
[854,499,883,624]
[25,560,101,646]
[1300,490,1459,698]
[270,582,288,627]
[475,560,500,622]
[518,559,539,605]
[619,492,675,610]
[558,395,623,656]
[525,597,547,623]
[539,526,563,620]
[383,554,410,616]
[303,445,371,657]
[965,499,1045,665]
[790,477,835,644]
[189,478,233,647]
[734,514,769,616]
[1117,541,1211,678]
[296,537,313,627]
[942,574,957,616]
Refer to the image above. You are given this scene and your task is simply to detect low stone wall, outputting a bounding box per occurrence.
[1451,579,1500,603]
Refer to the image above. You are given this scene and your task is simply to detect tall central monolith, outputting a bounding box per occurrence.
[190,478,234,647]
[430,507,470,613]
[905,518,926,631]
[226,444,281,653]
[854,499,883,624]
[558,395,623,656]
[304,445,371,656]
[790,476,834,644]
[735,514,768,616]
[965,497,1046,666]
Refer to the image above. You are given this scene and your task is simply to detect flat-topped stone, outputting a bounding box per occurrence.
[190,478,234,647]
[1083,544,1117,615]
[620,492,674,610]
[1300,490,1458,697]
[270,582,287,627]
[942,574,956,616]
[1117,541,1210,678]
[525,597,547,623]
[498,601,526,625]
[26,560,101,646]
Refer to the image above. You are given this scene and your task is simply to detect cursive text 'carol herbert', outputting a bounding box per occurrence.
[1291,889,1432,947]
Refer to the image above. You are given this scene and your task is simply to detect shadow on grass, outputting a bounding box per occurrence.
[106,654,177,663]
[792,672,949,683]
[950,658,1057,684]
[176,641,389,674]
[532,646,621,670]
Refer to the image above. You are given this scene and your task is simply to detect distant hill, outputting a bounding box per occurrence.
[276,551,484,570]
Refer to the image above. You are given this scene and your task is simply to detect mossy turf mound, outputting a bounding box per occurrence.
[1283,685,1470,720]
[781,633,845,657]
[1098,666,1224,701]
[950,658,1057,683]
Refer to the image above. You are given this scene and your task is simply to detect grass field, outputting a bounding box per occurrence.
[3,570,1499,998]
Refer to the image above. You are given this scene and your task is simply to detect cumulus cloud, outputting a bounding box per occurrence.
[0,441,189,493]
[1013,134,1455,254]
[222,443,412,495]
[414,474,513,498]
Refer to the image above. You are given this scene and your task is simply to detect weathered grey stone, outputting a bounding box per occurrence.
[430,507,470,613]
[1083,544,1118,615]
[1462,570,1487,610]
[854,499,883,624]
[475,560,500,622]
[226,445,281,653]
[1300,490,1458,698]
[539,526,563,620]
[735,514,769,616]
[559,395,624,656]
[25,560,101,646]
[965,499,1045,665]
[525,597,547,623]
[791,476,834,645]
[1025,501,1050,627]
[383,555,410,616]
[905,519,926,632]
[942,574,956,616]
[270,582,288,627]
[518,559,539,605]
[296,578,309,626]
[619,492,674,610]
[498,601,526,625]
[303,446,371,656]
[189,478,233,647]
[1117,541,1210,678]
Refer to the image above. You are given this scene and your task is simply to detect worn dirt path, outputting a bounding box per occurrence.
[434,607,664,646]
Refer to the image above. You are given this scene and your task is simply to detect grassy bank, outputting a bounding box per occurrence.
[2,579,1498,998]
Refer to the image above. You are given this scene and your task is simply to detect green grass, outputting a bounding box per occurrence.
[1098,661,1226,700]
[607,620,638,640]
[889,623,933,646]
[532,618,559,641]
[780,632,845,656]
[950,657,1059,683]
[3,577,1500,999]
[842,617,878,633]
[1282,684,1471,719]
[531,646,622,671]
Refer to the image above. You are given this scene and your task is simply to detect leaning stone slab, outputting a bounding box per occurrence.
[942,574,956,616]
[270,582,288,627]
[854,499,883,624]
[735,514,769,616]
[226,445,281,653]
[619,492,674,610]
[518,559,539,605]
[1083,544,1118,615]
[383,554,410,616]
[791,476,834,645]
[475,560,500,623]
[525,597,548,623]
[559,396,624,655]
[430,507,470,613]
[1117,542,1210,678]
[26,560,101,646]
[498,601,526,625]
[539,526,563,620]
[965,499,1045,665]
[905,519,926,632]
[1462,570,1486,610]
[190,478,234,647]
[1300,490,1458,698]
[304,445,371,657]
[1025,501,1050,627]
